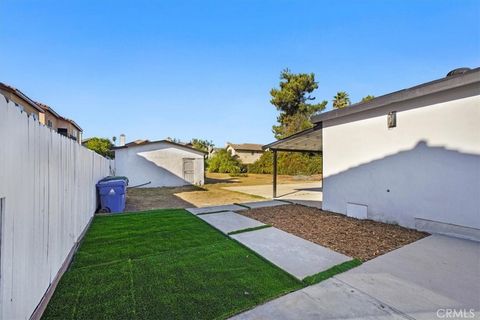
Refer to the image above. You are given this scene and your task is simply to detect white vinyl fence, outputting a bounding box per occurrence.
[0,94,112,319]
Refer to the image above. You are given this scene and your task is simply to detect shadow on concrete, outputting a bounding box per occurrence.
[277,186,323,198]
[204,176,240,185]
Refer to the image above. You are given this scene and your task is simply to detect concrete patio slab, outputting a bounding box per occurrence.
[336,234,480,319]
[231,227,350,279]
[230,278,408,320]
[232,234,480,320]
[224,182,322,201]
[197,211,265,234]
[236,200,289,209]
[186,204,247,215]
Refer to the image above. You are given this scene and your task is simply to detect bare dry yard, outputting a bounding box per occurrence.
[126,173,321,211]
[238,204,428,261]
[125,186,201,211]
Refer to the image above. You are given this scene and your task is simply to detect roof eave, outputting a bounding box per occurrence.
[262,123,322,152]
[311,67,480,124]
[0,83,44,113]
[113,140,208,154]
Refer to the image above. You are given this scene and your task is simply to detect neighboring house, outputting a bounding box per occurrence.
[0,82,83,142]
[114,138,206,187]
[36,102,61,129]
[207,147,221,159]
[56,116,82,142]
[36,102,83,142]
[226,143,264,164]
[0,82,44,120]
[264,67,480,241]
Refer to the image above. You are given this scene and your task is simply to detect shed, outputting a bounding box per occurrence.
[114,139,206,187]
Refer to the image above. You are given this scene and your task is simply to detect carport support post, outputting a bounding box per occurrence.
[273,149,277,198]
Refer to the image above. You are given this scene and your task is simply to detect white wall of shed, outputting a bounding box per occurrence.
[322,84,480,239]
[115,142,205,187]
[0,94,111,319]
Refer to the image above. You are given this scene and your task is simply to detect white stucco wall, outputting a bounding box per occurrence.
[115,142,205,187]
[322,83,480,239]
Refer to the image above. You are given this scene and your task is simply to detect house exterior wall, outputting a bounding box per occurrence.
[115,142,205,187]
[322,83,480,240]
[39,110,60,129]
[56,118,81,142]
[226,146,263,164]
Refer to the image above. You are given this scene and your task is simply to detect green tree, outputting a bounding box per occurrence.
[248,151,322,175]
[208,149,241,174]
[166,137,183,144]
[84,137,114,158]
[270,69,327,139]
[333,91,351,109]
[361,95,375,103]
[190,138,214,152]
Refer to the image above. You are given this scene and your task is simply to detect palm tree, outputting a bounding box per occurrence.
[333,91,351,109]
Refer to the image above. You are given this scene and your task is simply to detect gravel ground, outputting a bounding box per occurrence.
[238,204,428,261]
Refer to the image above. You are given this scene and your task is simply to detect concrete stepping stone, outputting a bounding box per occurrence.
[286,199,323,209]
[236,200,289,210]
[198,211,265,234]
[231,227,350,280]
[186,204,247,215]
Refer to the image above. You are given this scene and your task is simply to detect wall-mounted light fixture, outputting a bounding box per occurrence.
[388,111,397,129]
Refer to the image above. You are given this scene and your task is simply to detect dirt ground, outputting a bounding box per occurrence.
[125,186,201,211]
[126,173,321,211]
[175,173,320,207]
[238,204,428,261]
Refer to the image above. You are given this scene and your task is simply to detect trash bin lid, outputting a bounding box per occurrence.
[99,176,129,185]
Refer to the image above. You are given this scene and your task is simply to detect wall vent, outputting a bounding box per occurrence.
[346,203,368,219]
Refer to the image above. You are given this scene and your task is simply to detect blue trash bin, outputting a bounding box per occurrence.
[97,176,128,213]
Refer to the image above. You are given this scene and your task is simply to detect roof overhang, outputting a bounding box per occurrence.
[36,102,62,118]
[0,82,44,113]
[263,124,322,152]
[113,139,208,154]
[311,67,480,124]
[59,116,83,132]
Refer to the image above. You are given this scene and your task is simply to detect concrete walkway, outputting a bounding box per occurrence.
[235,200,290,209]
[231,235,480,319]
[187,201,351,280]
[223,182,323,202]
[186,204,247,215]
[231,227,350,280]
[197,211,265,234]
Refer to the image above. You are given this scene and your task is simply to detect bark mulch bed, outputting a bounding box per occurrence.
[238,204,428,261]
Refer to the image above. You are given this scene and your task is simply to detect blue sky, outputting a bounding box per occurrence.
[1,0,479,146]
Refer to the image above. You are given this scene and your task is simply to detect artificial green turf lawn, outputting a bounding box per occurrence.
[42,209,302,320]
[302,259,363,286]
